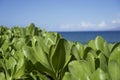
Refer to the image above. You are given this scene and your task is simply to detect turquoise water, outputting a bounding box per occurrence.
[58,31,120,44]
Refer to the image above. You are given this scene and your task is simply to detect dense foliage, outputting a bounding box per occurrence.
[0,23,120,80]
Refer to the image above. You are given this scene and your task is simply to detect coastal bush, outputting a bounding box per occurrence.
[0,24,120,80]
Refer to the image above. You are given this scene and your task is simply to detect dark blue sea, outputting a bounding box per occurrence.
[58,31,120,44]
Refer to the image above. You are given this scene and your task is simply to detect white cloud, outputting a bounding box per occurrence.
[56,19,120,31]
[112,20,120,24]
[112,20,117,24]
[80,21,94,27]
[98,21,107,27]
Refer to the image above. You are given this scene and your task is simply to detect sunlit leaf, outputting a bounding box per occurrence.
[108,61,120,80]
[63,60,91,80]
[90,68,109,80]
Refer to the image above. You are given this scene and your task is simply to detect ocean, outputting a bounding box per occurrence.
[58,31,120,44]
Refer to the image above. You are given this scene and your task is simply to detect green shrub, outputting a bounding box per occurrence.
[0,24,120,80]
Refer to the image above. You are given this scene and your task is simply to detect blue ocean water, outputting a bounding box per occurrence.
[58,31,120,44]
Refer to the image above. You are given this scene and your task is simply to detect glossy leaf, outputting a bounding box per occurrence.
[63,60,91,80]
[1,24,120,80]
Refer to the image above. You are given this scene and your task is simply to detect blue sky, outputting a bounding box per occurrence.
[0,0,120,31]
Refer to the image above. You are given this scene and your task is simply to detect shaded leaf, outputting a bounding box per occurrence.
[52,39,66,72]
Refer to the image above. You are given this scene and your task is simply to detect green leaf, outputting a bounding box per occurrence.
[22,46,55,79]
[0,72,5,80]
[26,23,35,36]
[103,42,110,57]
[84,46,97,59]
[49,39,72,79]
[62,72,71,80]
[98,53,108,72]
[26,71,51,80]
[108,61,120,80]
[52,39,66,72]
[86,52,95,73]
[88,36,110,57]
[110,42,120,53]
[63,40,72,68]
[22,46,37,64]
[109,46,120,65]
[108,43,114,53]
[95,36,110,57]
[22,36,55,78]
[95,36,105,50]
[63,60,91,80]
[70,60,91,80]
[23,36,50,67]
[6,57,17,72]
[11,51,26,79]
[12,38,25,50]
[44,32,60,48]
[23,45,51,70]
[87,40,96,50]
[13,63,26,79]
[71,45,80,60]
[12,26,25,37]
[35,62,55,79]
[61,40,72,79]
[71,42,84,60]
[90,68,109,80]
[108,46,120,80]
[13,51,25,72]
[1,39,9,51]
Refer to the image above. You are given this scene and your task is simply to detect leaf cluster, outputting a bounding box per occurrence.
[0,24,120,80]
